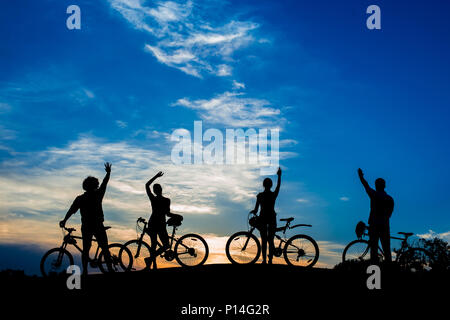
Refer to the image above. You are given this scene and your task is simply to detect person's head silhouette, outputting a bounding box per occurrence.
[375,178,385,191]
[263,178,273,191]
[83,176,99,192]
[153,183,163,196]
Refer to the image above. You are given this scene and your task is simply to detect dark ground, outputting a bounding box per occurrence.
[2,264,448,318]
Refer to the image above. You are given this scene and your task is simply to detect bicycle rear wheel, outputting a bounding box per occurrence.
[397,248,434,272]
[283,234,319,267]
[40,248,74,277]
[175,234,209,267]
[98,243,133,273]
[225,231,261,264]
[123,239,152,271]
[342,239,371,262]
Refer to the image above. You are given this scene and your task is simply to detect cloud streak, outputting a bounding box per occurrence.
[173,91,283,127]
[109,0,260,77]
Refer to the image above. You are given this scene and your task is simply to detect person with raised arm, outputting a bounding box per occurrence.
[144,171,173,269]
[60,162,113,275]
[250,167,282,264]
[358,168,394,263]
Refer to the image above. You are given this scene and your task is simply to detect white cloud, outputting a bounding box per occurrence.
[339,196,350,201]
[0,135,263,221]
[109,0,260,77]
[116,120,128,128]
[296,198,309,203]
[232,80,245,90]
[417,230,450,242]
[172,91,283,127]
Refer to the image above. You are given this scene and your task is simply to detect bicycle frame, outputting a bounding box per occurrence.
[60,229,103,263]
[134,219,186,259]
[360,228,411,261]
[243,219,312,252]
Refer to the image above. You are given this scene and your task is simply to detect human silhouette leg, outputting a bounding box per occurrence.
[259,224,268,264]
[151,228,170,270]
[95,226,113,272]
[368,226,380,264]
[379,223,391,263]
[147,230,158,269]
[267,222,276,264]
[81,228,93,276]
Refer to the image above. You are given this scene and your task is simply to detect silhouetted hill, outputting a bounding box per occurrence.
[3,264,448,318]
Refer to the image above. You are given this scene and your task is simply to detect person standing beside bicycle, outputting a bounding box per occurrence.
[250,167,282,264]
[144,171,176,269]
[59,162,114,275]
[357,168,394,263]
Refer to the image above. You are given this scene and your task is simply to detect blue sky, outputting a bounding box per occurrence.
[1,0,450,273]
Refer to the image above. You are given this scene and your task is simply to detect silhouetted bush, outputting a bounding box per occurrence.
[419,237,449,270]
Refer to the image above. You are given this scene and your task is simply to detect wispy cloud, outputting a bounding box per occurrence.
[0,135,263,224]
[172,91,283,127]
[417,230,450,242]
[339,196,350,202]
[109,0,260,77]
[232,80,245,90]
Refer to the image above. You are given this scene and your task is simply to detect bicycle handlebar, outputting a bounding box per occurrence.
[137,217,147,224]
[64,227,76,233]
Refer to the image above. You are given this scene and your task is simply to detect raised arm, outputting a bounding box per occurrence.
[274,167,282,198]
[145,171,164,198]
[358,168,373,196]
[98,162,112,198]
[59,197,80,228]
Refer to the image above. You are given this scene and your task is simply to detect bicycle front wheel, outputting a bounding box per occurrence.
[98,243,133,273]
[397,248,434,272]
[175,234,209,267]
[40,247,74,277]
[123,239,152,271]
[225,231,261,264]
[342,239,370,262]
[283,234,319,267]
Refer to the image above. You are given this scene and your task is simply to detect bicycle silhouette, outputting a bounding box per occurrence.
[124,216,209,270]
[342,222,434,271]
[40,226,133,276]
[225,213,320,267]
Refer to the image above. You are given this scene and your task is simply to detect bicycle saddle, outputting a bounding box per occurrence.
[398,232,413,237]
[280,217,294,222]
[104,226,112,230]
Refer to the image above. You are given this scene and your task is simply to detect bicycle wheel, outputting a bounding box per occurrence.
[123,239,152,271]
[40,248,74,277]
[283,234,319,267]
[98,243,133,273]
[225,231,261,264]
[342,239,371,262]
[175,233,209,267]
[397,248,434,272]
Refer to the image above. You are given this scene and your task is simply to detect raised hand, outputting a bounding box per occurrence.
[105,162,112,173]
[59,220,66,228]
[277,167,282,176]
[155,171,164,178]
[358,168,363,177]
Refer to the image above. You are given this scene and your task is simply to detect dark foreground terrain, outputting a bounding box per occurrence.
[3,264,448,318]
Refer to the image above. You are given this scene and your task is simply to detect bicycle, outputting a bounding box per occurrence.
[40,226,133,277]
[342,222,434,272]
[225,213,320,267]
[123,216,209,270]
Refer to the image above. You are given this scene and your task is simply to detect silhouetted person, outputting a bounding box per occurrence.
[60,162,113,275]
[251,167,282,264]
[358,168,394,263]
[144,171,173,269]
